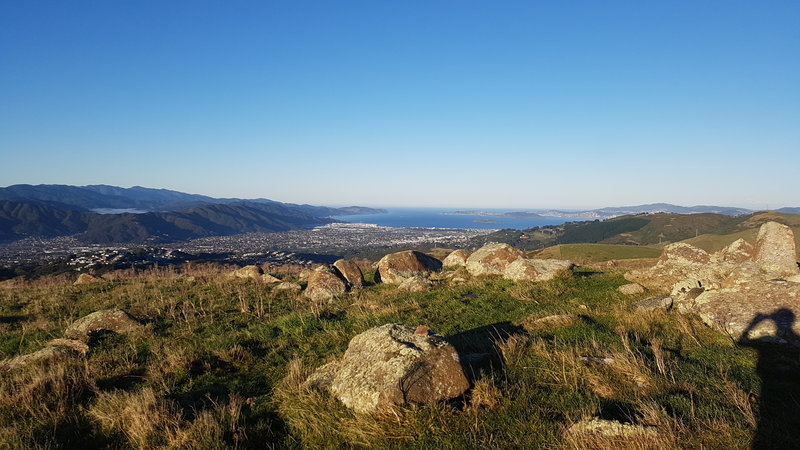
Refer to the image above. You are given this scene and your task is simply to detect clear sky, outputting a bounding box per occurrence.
[1,1,798,209]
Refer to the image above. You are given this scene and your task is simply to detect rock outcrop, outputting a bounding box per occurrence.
[503,258,573,282]
[624,242,730,292]
[0,346,81,371]
[333,259,365,289]
[442,250,469,268]
[306,323,469,414]
[375,251,442,284]
[465,243,523,276]
[678,281,800,342]
[304,267,347,302]
[713,238,754,264]
[625,222,800,344]
[754,222,799,276]
[64,309,144,342]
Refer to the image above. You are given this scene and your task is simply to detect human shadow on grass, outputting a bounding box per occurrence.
[738,309,800,449]
[446,321,525,384]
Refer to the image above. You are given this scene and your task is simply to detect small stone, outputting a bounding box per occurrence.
[618,283,645,295]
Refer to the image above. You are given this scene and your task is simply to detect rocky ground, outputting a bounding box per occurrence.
[1,223,799,448]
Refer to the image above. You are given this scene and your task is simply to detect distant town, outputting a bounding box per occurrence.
[0,223,492,271]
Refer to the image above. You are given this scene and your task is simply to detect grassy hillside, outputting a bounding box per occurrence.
[0,264,784,448]
[534,243,662,263]
[475,211,800,252]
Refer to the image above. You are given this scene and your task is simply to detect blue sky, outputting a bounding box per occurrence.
[1,1,797,209]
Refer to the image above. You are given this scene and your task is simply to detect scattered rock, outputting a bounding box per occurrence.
[304,267,346,302]
[333,259,365,289]
[632,296,673,312]
[0,346,81,371]
[229,265,264,281]
[305,323,469,414]
[74,273,101,285]
[64,309,144,342]
[262,273,281,284]
[397,276,432,292]
[275,282,302,292]
[618,283,645,295]
[503,258,574,282]
[754,221,799,276]
[442,250,469,268]
[46,338,90,355]
[567,417,658,438]
[466,243,524,276]
[375,251,442,284]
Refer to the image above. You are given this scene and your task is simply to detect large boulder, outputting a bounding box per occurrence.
[754,222,799,276]
[65,309,144,342]
[466,243,524,276]
[304,267,346,302]
[678,281,800,343]
[658,242,711,265]
[442,250,469,268]
[375,251,442,284]
[333,259,365,289]
[503,258,573,282]
[306,324,469,414]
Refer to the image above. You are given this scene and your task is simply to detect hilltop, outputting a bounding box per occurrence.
[2,223,799,448]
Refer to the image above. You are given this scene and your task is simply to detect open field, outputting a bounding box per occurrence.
[0,262,787,448]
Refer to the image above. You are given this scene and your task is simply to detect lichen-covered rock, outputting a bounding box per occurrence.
[74,273,101,285]
[632,296,673,312]
[65,309,144,342]
[466,243,524,277]
[375,251,442,284]
[333,259,365,289]
[678,281,800,342]
[306,323,469,414]
[618,283,645,295]
[275,281,302,292]
[304,267,346,301]
[261,273,281,284]
[625,242,730,292]
[567,417,658,438]
[754,221,799,276]
[397,276,432,292]
[522,314,578,331]
[229,265,264,281]
[0,346,81,371]
[503,258,573,282]
[713,238,755,264]
[442,250,469,268]
[659,243,711,265]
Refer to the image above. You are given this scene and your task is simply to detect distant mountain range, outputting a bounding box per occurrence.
[0,184,386,244]
[451,203,779,220]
